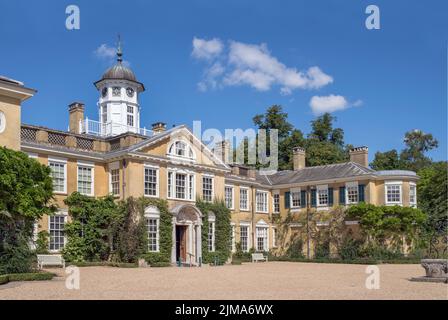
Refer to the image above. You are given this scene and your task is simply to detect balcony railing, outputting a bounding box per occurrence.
[80,118,153,137]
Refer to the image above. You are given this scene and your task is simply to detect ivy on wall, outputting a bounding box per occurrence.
[62,194,172,264]
[196,199,231,265]
[139,198,173,265]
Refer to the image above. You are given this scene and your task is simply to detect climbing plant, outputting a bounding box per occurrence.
[139,198,173,265]
[196,199,231,264]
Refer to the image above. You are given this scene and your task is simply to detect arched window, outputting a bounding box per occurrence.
[168,140,195,160]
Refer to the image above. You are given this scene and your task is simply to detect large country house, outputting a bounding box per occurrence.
[0,47,418,264]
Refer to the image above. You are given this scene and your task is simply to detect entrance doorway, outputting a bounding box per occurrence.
[175,225,187,263]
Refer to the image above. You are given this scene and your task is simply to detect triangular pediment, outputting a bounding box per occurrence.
[128,125,229,169]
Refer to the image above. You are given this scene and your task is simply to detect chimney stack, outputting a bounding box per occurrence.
[68,102,84,134]
[214,140,231,164]
[349,146,369,167]
[152,122,166,134]
[293,147,306,171]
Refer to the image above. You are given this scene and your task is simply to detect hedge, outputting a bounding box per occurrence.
[66,261,137,268]
[150,262,172,267]
[268,256,423,265]
[0,271,55,285]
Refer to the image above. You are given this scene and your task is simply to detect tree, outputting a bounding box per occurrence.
[400,130,438,171]
[0,147,56,274]
[252,105,305,170]
[417,162,448,257]
[253,105,293,140]
[306,113,348,166]
[370,149,401,170]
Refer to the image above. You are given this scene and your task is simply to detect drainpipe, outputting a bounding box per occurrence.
[122,159,127,198]
[251,187,255,251]
[306,185,311,259]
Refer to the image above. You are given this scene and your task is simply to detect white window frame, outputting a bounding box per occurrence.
[316,184,329,207]
[202,174,214,202]
[144,164,159,198]
[49,210,67,253]
[239,223,251,253]
[167,139,196,161]
[225,185,234,210]
[77,161,95,196]
[273,190,280,213]
[256,190,269,213]
[256,221,269,252]
[345,181,359,205]
[208,214,216,252]
[239,187,250,211]
[145,206,160,252]
[167,168,195,201]
[48,157,67,194]
[108,161,120,196]
[409,182,417,207]
[385,181,403,205]
[290,187,301,208]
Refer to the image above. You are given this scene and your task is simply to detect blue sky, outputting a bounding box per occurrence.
[0,0,446,162]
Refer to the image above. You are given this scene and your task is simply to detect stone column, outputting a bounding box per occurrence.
[196,224,202,265]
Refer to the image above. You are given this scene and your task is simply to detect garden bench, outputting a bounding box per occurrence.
[37,254,65,270]
[251,253,268,263]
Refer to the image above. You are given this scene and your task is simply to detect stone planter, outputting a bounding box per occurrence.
[410,259,448,283]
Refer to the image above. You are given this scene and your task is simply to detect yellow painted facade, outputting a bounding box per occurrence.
[0,75,419,261]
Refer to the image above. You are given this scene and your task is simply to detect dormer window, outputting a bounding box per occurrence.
[168,140,195,160]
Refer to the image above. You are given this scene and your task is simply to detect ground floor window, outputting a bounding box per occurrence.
[146,218,159,252]
[49,215,65,251]
[240,225,249,252]
[256,227,268,252]
[230,224,236,252]
[208,222,215,252]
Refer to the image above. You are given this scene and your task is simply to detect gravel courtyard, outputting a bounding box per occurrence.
[0,262,446,300]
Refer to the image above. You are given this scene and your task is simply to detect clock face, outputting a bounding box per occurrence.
[112,87,121,96]
[0,111,6,134]
[102,87,108,97]
[126,87,134,97]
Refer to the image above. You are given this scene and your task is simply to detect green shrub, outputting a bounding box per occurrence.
[150,262,171,267]
[359,244,403,260]
[0,274,9,285]
[339,238,363,260]
[314,241,330,259]
[285,238,304,259]
[61,236,87,263]
[0,272,55,285]
[35,231,50,254]
[143,252,168,264]
[0,226,35,275]
[67,261,137,268]
[8,272,55,281]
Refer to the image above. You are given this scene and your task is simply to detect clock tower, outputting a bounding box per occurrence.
[94,37,145,136]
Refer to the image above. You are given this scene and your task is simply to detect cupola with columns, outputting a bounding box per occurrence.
[93,36,145,136]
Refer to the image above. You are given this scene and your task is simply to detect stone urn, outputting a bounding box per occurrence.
[421,259,448,278]
[411,259,448,283]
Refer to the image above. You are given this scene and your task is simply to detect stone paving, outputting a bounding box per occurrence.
[0,262,447,300]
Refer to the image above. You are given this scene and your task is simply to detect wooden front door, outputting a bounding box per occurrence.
[176,225,187,263]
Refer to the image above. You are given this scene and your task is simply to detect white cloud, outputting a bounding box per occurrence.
[309,95,362,115]
[94,43,131,67]
[191,38,333,93]
[192,37,224,60]
[94,44,116,59]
